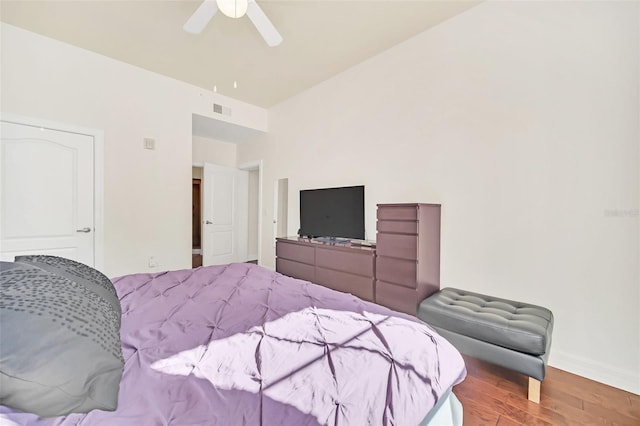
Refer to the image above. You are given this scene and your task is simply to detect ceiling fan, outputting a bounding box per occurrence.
[184,0,283,47]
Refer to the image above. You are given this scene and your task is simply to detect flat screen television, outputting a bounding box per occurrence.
[299,185,365,240]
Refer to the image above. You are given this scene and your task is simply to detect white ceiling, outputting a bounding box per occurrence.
[1,1,481,108]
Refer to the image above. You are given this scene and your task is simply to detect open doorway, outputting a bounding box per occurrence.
[190,112,265,268]
[192,163,261,268]
[192,168,203,268]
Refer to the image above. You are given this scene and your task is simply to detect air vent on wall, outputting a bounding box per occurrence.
[213,103,232,116]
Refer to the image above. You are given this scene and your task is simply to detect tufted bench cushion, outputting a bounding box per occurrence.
[418,288,553,356]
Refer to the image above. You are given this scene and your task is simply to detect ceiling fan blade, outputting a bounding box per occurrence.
[183,0,218,34]
[246,0,283,47]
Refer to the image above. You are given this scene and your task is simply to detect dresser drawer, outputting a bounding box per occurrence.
[377,205,418,221]
[276,241,315,265]
[276,258,315,283]
[375,233,418,260]
[316,247,374,277]
[376,256,417,289]
[316,268,374,302]
[376,220,418,235]
[375,281,419,315]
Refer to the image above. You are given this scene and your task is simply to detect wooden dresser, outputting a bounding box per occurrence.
[275,203,441,315]
[275,237,376,302]
[375,203,441,315]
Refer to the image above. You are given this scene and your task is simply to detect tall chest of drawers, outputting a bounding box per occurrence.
[374,203,441,315]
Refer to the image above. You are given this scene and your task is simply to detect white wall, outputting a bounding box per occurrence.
[192,167,202,179]
[1,23,267,277]
[192,135,237,167]
[238,1,640,393]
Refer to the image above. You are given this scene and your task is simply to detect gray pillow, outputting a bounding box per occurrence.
[0,256,124,417]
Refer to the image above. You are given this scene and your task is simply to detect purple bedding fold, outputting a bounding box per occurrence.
[1,263,466,425]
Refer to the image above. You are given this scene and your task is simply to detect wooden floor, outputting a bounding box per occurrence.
[456,355,640,425]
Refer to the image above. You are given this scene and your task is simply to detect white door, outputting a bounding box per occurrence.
[0,121,95,265]
[202,163,248,266]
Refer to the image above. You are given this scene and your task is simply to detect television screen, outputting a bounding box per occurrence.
[299,185,365,240]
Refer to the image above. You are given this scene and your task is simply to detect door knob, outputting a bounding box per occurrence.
[205,220,213,224]
[76,227,91,233]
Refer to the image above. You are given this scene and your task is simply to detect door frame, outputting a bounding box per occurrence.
[0,113,105,270]
[273,178,288,247]
[238,160,263,266]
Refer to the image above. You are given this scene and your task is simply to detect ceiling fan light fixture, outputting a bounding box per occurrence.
[216,0,248,18]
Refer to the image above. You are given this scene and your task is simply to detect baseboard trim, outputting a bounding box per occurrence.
[550,350,640,395]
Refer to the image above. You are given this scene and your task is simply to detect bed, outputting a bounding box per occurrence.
[0,261,466,425]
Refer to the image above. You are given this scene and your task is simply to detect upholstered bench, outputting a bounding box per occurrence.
[418,288,554,403]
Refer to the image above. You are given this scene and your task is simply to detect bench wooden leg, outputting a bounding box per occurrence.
[528,377,541,403]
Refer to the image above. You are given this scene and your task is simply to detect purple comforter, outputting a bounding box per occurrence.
[1,263,466,425]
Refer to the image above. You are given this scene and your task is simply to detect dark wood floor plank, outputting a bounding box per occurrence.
[543,376,638,421]
[460,376,577,425]
[582,399,639,426]
[496,416,524,426]
[455,381,553,426]
[628,395,640,419]
[456,355,640,426]
[504,393,575,425]
[505,393,607,426]
[494,378,528,399]
[538,395,607,426]
[546,367,636,405]
[460,398,500,426]
[539,384,584,411]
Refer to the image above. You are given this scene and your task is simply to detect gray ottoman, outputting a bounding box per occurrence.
[418,288,554,403]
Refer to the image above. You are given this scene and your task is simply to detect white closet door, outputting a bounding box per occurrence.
[0,121,95,265]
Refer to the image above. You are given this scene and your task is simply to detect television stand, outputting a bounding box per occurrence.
[276,237,375,302]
